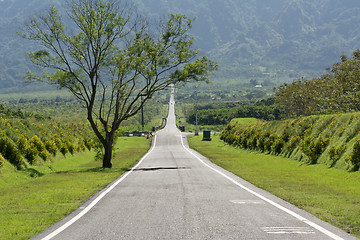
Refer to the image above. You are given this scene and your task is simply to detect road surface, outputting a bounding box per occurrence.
[32,90,357,240]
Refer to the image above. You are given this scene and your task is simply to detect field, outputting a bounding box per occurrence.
[0,137,150,240]
[188,134,360,238]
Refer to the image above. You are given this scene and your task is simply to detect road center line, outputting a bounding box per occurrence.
[180,136,344,240]
[40,135,158,240]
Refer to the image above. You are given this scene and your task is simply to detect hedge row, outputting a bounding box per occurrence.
[0,116,94,170]
[220,113,360,171]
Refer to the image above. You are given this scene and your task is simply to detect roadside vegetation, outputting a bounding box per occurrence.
[188,134,360,238]
[0,90,164,239]
[181,50,360,173]
[0,104,93,170]
[183,50,360,238]
[0,137,150,240]
[275,49,360,118]
[220,113,360,172]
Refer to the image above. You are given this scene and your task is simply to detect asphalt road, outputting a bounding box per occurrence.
[32,91,358,240]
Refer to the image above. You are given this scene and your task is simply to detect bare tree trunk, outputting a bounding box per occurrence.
[102,139,113,168]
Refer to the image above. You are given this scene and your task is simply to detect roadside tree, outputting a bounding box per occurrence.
[20,0,217,168]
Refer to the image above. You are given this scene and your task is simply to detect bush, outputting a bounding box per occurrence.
[78,142,86,152]
[45,139,57,156]
[67,142,75,155]
[349,139,360,171]
[257,134,265,152]
[0,137,23,169]
[38,150,49,161]
[84,137,94,151]
[272,138,285,155]
[0,153,4,168]
[59,145,68,157]
[24,146,38,164]
[264,137,274,153]
[54,137,63,150]
[286,136,301,154]
[329,143,346,166]
[16,134,28,154]
[249,134,259,150]
[301,136,330,164]
[29,135,45,153]
[240,136,248,149]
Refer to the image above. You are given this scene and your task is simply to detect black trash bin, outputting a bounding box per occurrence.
[202,130,211,141]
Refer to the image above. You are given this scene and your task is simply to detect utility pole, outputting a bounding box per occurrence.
[141,96,144,131]
[194,85,199,136]
[195,111,198,136]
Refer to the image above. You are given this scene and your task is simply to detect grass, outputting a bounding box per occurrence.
[230,117,258,125]
[188,134,360,238]
[0,137,150,240]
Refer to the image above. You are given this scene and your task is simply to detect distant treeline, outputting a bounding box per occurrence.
[0,103,48,120]
[189,50,360,126]
[186,98,281,125]
[275,50,360,117]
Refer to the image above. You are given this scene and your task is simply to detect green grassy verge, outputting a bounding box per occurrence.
[230,117,258,125]
[188,134,360,238]
[0,137,150,240]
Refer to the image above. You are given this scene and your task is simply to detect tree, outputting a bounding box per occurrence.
[20,0,217,168]
[331,49,360,112]
[274,50,360,118]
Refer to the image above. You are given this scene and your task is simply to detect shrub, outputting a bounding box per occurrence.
[286,136,301,153]
[301,136,330,164]
[29,135,46,153]
[329,143,346,166]
[77,142,86,152]
[0,153,4,168]
[45,139,57,156]
[0,137,23,169]
[257,134,265,152]
[232,135,240,147]
[349,139,360,171]
[249,134,259,150]
[264,135,276,153]
[272,138,285,155]
[24,146,38,164]
[281,128,290,143]
[59,145,68,157]
[54,137,63,150]
[67,142,75,155]
[16,134,28,154]
[84,137,94,151]
[38,150,48,161]
[240,136,248,149]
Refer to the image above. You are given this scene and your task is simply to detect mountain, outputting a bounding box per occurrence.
[1,0,360,90]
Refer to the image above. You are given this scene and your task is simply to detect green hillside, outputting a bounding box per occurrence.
[220,113,360,172]
[2,0,360,90]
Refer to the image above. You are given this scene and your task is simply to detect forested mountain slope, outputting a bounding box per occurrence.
[1,0,360,90]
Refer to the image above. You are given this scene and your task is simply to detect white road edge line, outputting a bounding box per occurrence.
[180,136,345,240]
[41,135,157,240]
